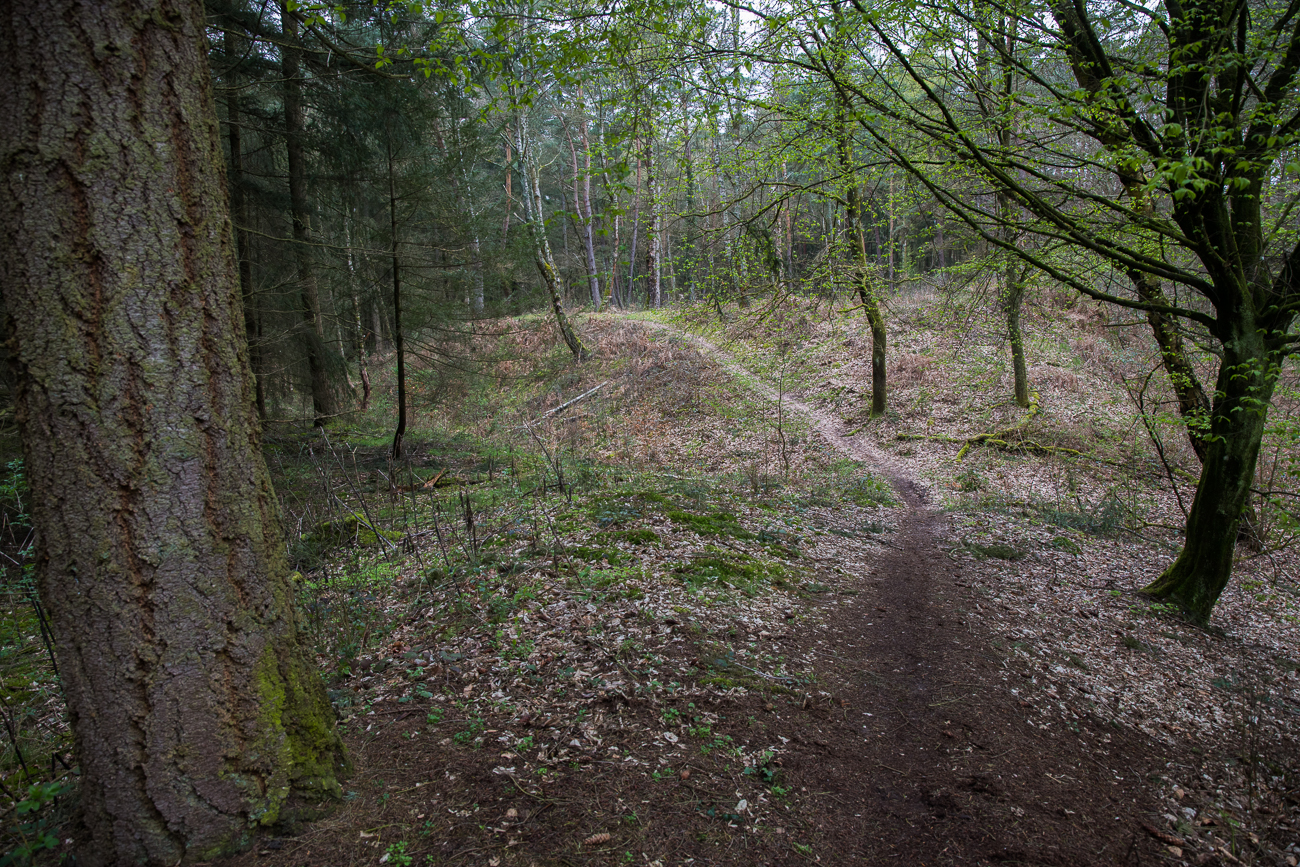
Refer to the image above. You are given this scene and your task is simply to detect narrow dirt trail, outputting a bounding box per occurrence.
[644,323,1165,866]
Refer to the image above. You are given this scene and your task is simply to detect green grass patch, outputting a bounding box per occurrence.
[843,475,897,506]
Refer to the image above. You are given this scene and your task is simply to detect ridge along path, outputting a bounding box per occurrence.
[641,322,1166,866]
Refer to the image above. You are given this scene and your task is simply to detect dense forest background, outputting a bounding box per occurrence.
[2,0,1299,863]
[196,0,1299,556]
[204,0,971,418]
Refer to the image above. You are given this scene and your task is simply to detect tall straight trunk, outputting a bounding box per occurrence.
[979,16,1031,407]
[0,2,347,862]
[224,28,266,420]
[682,114,698,302]
[998,191,1031,407]
[627,137,642,306]
[516,115,587,361]
[646,134,662,308]
[560,186,570,267]
[341,201,370,411]
[833,53,886,416]
[568,91,601,310]
[281,5,336,426]
[598,112,621,308]
[502,125,513,245]
[387,134,406,459]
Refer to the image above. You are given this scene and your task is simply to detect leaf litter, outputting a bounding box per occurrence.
[213,303,1299,867]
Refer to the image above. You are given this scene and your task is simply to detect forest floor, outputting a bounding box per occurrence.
[4,289,1300,866]
[208,292,1298,867]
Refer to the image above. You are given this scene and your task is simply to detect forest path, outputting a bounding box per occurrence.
[636,320,1165,865]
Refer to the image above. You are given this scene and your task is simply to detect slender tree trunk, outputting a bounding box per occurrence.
[567,91,601,310]
[682,114,698,302]
[646,134,662,308]
[387,133,407,459]
[224,28,267,420]
[627,137,642,306]
[1005,270,1030,406]
[998,192,1031,407]
[598,112,621,308]
[1131,271,1211,461]
[342,204,371,411]
[516,115,587,361]
[281,5,336,426]
[834,55,887,416]
[0,2,347,862]
[502,125,513,245]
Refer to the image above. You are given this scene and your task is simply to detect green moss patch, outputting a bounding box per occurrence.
[673,552,788,593]
[565,545,625,565]
[666,510,754,540]
[294,514,402,568]
[598,528,661,545]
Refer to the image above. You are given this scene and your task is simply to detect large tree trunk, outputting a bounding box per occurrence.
[1144,329,1279,622]
[281,4,337,426]
[0,2,348,863]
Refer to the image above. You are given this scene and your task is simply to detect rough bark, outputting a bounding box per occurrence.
[281,4,337,426]
[1143,333,1280,622]
[0,2,348,863]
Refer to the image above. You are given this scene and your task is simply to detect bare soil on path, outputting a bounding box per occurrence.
[651,324,1170,866]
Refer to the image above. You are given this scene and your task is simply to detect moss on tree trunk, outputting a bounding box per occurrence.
[0,1,348,862]
[1143,333,1280,624]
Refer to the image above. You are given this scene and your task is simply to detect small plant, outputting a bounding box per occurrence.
[954,466,983,493]
[382,841,414,866]
[453,716,485,746]
[2,780,70,865]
